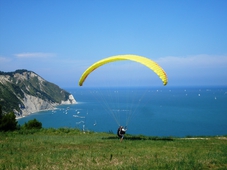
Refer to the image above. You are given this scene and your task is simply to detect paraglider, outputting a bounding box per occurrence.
[117,126,127,142]
[78,54,168,136]
[79,54,168,86]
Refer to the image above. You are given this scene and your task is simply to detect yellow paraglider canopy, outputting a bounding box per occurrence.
[79,54,168,86]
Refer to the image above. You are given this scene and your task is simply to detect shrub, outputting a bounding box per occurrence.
[23,119,42,129]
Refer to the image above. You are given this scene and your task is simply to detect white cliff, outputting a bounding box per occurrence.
[16,93,77,118]
[61,94,77,104]
[19,93,56,116]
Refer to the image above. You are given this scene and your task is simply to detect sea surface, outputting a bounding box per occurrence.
[18,86,227,137]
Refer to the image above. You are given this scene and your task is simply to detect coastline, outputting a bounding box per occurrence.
[16,103,77,120]
[16,107,55,120]
[16,94,77,120]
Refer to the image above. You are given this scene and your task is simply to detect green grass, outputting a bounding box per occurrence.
[0,129,226,169]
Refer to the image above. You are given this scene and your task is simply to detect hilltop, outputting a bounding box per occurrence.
[0,69,76,117]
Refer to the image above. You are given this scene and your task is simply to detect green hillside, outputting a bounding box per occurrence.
[0,129,226,169]
[0,69,71,114]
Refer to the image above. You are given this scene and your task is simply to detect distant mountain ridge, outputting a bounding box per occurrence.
[0,69,76,117]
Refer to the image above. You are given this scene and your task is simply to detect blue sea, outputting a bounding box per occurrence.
[18,86,227,137]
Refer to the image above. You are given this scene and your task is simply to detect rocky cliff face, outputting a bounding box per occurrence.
[0,69,76,117]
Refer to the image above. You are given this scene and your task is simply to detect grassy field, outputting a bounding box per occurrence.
[0,129,227,170]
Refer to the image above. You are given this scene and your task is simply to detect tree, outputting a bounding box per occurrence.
[0,108,18,131]
[24,119,42,129]
[0,105,2,120]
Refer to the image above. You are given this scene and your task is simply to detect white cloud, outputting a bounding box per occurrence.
[0,56,11,62]
[14,52,56,58]
[155,54,227,68]
[0,56,14,71]
[154,54,227,86]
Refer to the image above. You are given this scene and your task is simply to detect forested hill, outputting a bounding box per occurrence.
[0,69,76,116]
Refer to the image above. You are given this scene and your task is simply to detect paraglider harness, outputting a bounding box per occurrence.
[117,126,126,138]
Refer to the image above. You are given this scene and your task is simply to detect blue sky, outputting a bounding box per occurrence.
[0,0,227,88]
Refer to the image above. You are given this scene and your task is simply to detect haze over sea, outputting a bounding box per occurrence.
[18,86,227,137]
